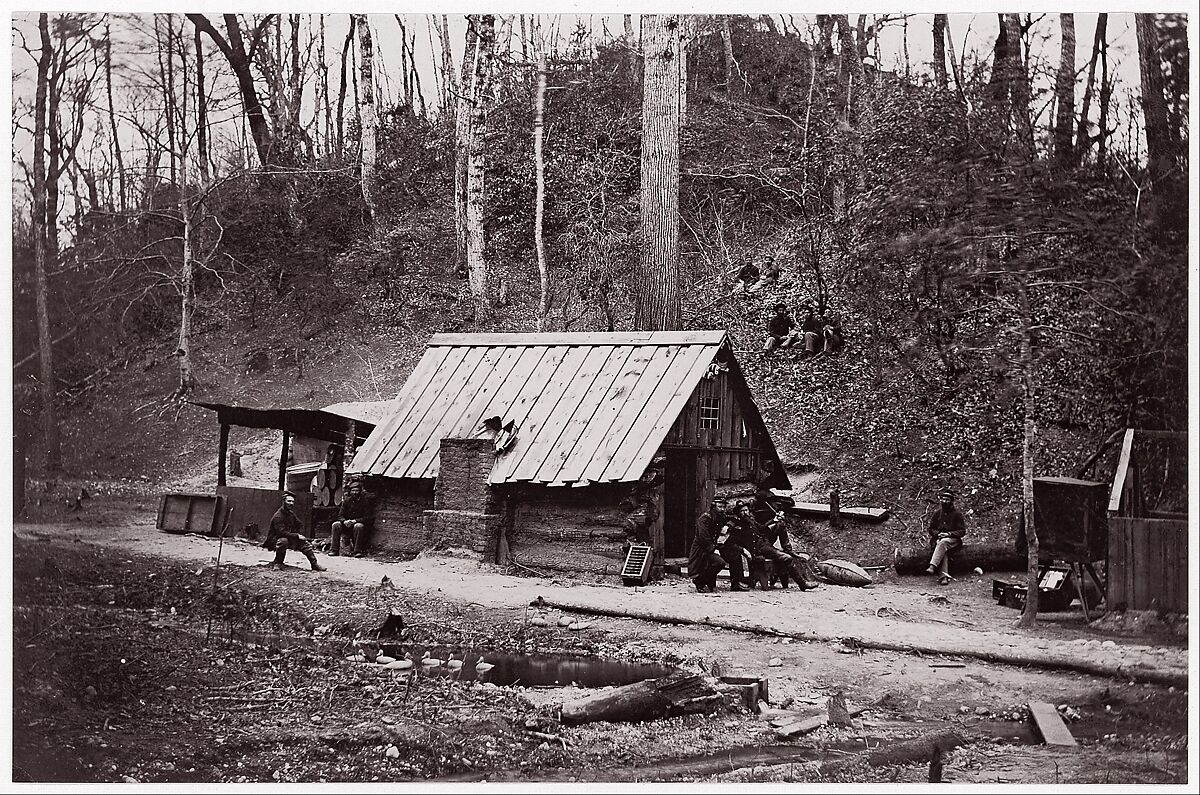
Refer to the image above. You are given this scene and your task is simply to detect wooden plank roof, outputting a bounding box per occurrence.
[347,331,732,485]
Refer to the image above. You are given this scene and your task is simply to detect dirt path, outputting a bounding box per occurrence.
[15,506,1188,688]
[11,508,1191,785]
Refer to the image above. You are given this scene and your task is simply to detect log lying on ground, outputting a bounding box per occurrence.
[560,671,723,726]
[894,544,1026,576]
[821,729,965,777]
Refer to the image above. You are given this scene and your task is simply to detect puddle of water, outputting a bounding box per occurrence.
[377,645,676,687]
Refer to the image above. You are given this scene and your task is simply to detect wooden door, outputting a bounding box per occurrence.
[664,448,698,558]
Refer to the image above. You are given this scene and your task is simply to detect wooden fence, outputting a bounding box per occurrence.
[1107,517,1188,613]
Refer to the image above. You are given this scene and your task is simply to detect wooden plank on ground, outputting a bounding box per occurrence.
[1028,701,1077,747]
[775,706,867,738]
[786,502,890,521]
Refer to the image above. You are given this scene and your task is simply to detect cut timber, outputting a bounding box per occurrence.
[560,672,722,726]
[1028,701,1077,747]
[784,502,889,522]
[821,729,965,776]
[894,544,1026,575]
[775,706,867,737]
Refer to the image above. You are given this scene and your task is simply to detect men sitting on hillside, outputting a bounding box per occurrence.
[764,303,801,352]
[331,476,376,557]
[733,260,761,293]
[264,491,326,571]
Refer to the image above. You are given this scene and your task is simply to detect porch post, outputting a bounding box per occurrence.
[278,429,290,491]
[217,423,230,487]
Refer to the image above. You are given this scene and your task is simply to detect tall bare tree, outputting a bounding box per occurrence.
[454,16,481,275]
[464,14,496,313]
[1074,13,1107,167]
[932,14,948,91]
[635,13,682,331]
[533,52,549,330]
[1052,14,1075,166]
[355,13,377,222]
[32,13,61,471]
[1135,14,1175,188]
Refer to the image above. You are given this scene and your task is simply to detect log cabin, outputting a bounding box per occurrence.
[347,331,788,579]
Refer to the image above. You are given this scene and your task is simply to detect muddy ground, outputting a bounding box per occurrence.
[8,499,1193,785]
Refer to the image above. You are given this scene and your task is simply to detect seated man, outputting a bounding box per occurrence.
[331,477,376,557]
[926,489,966,584]
[730,502,816,591]
[733,260,760,293]
[749,489,819,589]
[800,304,825,355]
[264,491,326,571]
[764,303,801,352]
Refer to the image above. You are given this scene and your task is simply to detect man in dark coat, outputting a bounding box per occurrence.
[688,498,746,592]
[264,492,326,571]
[749,489,820,589]
[763,304,801,351]
[730,502,817,590]
[331,477,375,557]
[926,489,966,584]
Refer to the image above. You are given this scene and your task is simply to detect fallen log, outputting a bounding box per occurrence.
[821,729,965,777]
[893,544,1026,576]
[560,671,723,726]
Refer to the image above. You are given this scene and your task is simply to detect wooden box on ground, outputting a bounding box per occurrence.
[157,494,227,536]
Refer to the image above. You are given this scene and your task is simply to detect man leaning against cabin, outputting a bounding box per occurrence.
[331,476,376,557]
[926,489,966,584]
[264,491,327,571]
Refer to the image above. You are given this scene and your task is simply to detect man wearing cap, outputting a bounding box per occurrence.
[331,476,376,557]
[926,490,966,584]
[264,491,327,571]
[763,304,800,352]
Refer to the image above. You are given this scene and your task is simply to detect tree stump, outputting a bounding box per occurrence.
[560,672,722,726]
[827,691,852,726]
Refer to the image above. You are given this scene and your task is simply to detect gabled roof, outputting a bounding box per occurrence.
[321,399,394,425]
[348,331,735,485]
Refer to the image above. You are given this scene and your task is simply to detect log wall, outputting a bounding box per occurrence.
[508,483,634,575]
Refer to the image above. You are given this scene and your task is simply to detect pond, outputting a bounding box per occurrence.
[378,645,678,688]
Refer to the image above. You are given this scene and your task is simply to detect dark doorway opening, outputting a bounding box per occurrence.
[664,449,699,558]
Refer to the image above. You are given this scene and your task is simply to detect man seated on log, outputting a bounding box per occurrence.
[264,491,326,572]
[925,489,966,585]
[764,303,801,352]
[730,501,817,591]
[330,476,375,557]
[733,260,760,293]
[749,489,821,589]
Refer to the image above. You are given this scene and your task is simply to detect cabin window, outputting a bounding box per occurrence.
[699,397,721,429]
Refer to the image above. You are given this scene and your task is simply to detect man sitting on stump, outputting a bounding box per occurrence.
[264,491,326,571]
[926,489,966,584]
[331,476,375,557]
[731,501,818,590]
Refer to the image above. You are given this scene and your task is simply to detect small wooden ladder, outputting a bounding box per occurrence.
[620,543,653,586]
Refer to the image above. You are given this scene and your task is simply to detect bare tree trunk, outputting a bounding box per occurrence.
[721,17,736,95]
[455,16,480,276]
[932,14,948,91]
[1074,14,1105,166]
[439,15,458,122]
[336,15,355,156]
[176,162,196,398]
[33,13,61,471]
[533,52,549,331]
[1136,14,1174,187]
[1052,14,1075,167]
[195,24,210,183]
[676,16,689,126]
[1004,13,1034,160]
[104,19,125,211]
[465,14,496,313]
[188,14,276,167]
[1097,28,1111,171]
[409,31,426,116]
[635,13,682,331]
[1017,264,1039,627]
[355,13,377,223]
[318,14,329,153]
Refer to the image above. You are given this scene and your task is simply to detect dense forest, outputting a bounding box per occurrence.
[9,13,1191,557]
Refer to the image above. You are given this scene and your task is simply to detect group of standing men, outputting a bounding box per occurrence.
[688,491,821,593]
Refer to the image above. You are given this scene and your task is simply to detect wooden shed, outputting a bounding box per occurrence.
[194,400,387,539]
[347,331,788,577]
[1105,429,1188,614]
